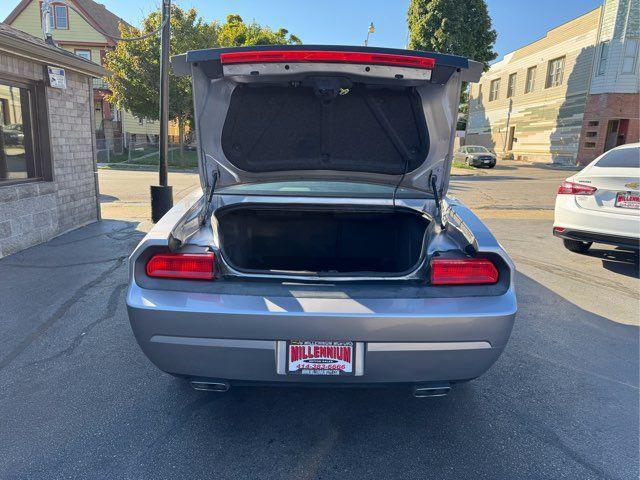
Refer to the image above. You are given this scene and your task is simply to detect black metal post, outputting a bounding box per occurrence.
[151,0,173,223]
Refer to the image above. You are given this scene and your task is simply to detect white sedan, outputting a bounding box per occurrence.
[553,143,640,253]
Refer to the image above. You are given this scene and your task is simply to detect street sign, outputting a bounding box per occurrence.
[47,66,66,89]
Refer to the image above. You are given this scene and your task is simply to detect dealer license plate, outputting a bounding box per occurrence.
[287,341,354,376]
[615,192,640,209]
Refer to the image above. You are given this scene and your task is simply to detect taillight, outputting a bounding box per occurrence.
[430,258,499,285]
[557,181,597,195]
[146,253,215,280]
[219,50,435,69]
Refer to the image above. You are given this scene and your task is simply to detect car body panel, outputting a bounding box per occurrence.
[554,144,640,247]
[126,46,515,387]
[177,45,483,195]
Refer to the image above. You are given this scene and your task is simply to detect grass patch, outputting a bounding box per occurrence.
[452,161,475,170]
[101,149,199,169]
[127,150,199,168]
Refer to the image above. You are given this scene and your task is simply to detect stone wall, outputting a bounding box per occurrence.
[0,51,99,258]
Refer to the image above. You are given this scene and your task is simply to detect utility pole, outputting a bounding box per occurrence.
[150,0,173,223]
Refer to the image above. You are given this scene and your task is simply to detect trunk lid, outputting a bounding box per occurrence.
[173,45,482,196]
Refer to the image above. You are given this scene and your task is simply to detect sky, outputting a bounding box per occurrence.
[1,0,604,60]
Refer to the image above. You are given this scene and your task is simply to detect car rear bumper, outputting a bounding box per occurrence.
[126,282,517,384]
[553,228,640,249]
[554,195,640,248]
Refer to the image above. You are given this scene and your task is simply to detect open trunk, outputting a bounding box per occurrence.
[216,205,430,276]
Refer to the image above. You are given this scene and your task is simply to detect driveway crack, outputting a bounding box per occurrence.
[0,256,127,371]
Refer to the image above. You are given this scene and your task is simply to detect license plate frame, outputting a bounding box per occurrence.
[286,340,355,376]
[615,191,640,209]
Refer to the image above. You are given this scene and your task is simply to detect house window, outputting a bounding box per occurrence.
[506,73,517,98]
[489,78,500,101]
[546,56,565,88]
[525,66,536,93]
[584,142,596,148]
[43,2,69,30]
[588,120,599,127]
[621,37,639,74]
[75,49,92,61]
[0,78,50,184]
[585,131,598,137]
[54,4,68,28]
[597,41,609,75]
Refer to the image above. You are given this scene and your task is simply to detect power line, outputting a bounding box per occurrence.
[41,0,168,43]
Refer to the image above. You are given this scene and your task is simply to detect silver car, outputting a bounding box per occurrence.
[126,46,517,397]
[453,145,497,168]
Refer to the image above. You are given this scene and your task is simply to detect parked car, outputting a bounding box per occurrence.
[553,143,640,253]
[454,145,496,168]
[127,46,517,397]
[2,123,24,146]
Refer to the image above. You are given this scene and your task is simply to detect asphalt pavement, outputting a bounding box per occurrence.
[0,161,637,479]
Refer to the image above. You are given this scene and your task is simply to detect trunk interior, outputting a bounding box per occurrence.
[216,205,429,276]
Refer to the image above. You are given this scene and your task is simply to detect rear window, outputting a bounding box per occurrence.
[221,83,429,175]
[595,148,640,168]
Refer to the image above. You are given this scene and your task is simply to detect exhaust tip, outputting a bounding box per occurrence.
[190,381,230,392]
[413,383,451,398]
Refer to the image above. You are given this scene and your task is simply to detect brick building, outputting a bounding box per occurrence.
[576,0,640,164]
[0,23,104,257]
[466,0,639,165]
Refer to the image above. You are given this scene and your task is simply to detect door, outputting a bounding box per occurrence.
[604,120,619,152]
[506,126,516,151]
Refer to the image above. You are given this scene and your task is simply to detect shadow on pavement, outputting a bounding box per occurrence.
[98,194,119,203]
[588,247,640,278]
[0,222,637,480]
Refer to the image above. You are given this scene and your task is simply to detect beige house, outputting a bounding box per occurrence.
[3,0,160,150]
[467,7,602,164]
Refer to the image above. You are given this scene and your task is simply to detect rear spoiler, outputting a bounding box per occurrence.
[172,45,483,83]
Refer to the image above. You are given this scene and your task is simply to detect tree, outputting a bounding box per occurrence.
[407,0,497,114]
[407,0,497,66]
[104,9,300,165]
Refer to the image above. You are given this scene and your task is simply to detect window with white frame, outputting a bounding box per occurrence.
[54,4,68,28]
[525,66,536,93]
[75,50,91,61]
[45,3,69,30]
[546,56,565,88]
[597,41,609,75]
[506,73,517,98]
[489,78,500,101]
[621,37,638,74]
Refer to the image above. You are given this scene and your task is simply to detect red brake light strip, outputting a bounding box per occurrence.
[430,258,499,285]
[220,50,435,69]
[146,253,215,280]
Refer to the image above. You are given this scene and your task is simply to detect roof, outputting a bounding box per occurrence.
[4,0,131,45]
[0,22,107,77]
[72,0,132,37]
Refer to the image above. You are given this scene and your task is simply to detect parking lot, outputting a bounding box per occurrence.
[0,162,638,479]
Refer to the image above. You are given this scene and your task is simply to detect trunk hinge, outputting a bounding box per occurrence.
[430,174,445,229]
[200,169,219,226]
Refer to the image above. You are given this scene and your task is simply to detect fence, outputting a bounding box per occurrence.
[96,136,196,168]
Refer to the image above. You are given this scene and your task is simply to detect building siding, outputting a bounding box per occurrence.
[7,0,159,138]
[576,0,640,164]
[467,7,602,164]
[0,50,98,258]
[10,0,109,44]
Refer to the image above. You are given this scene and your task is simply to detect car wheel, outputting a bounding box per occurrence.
[563,239,592,254]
